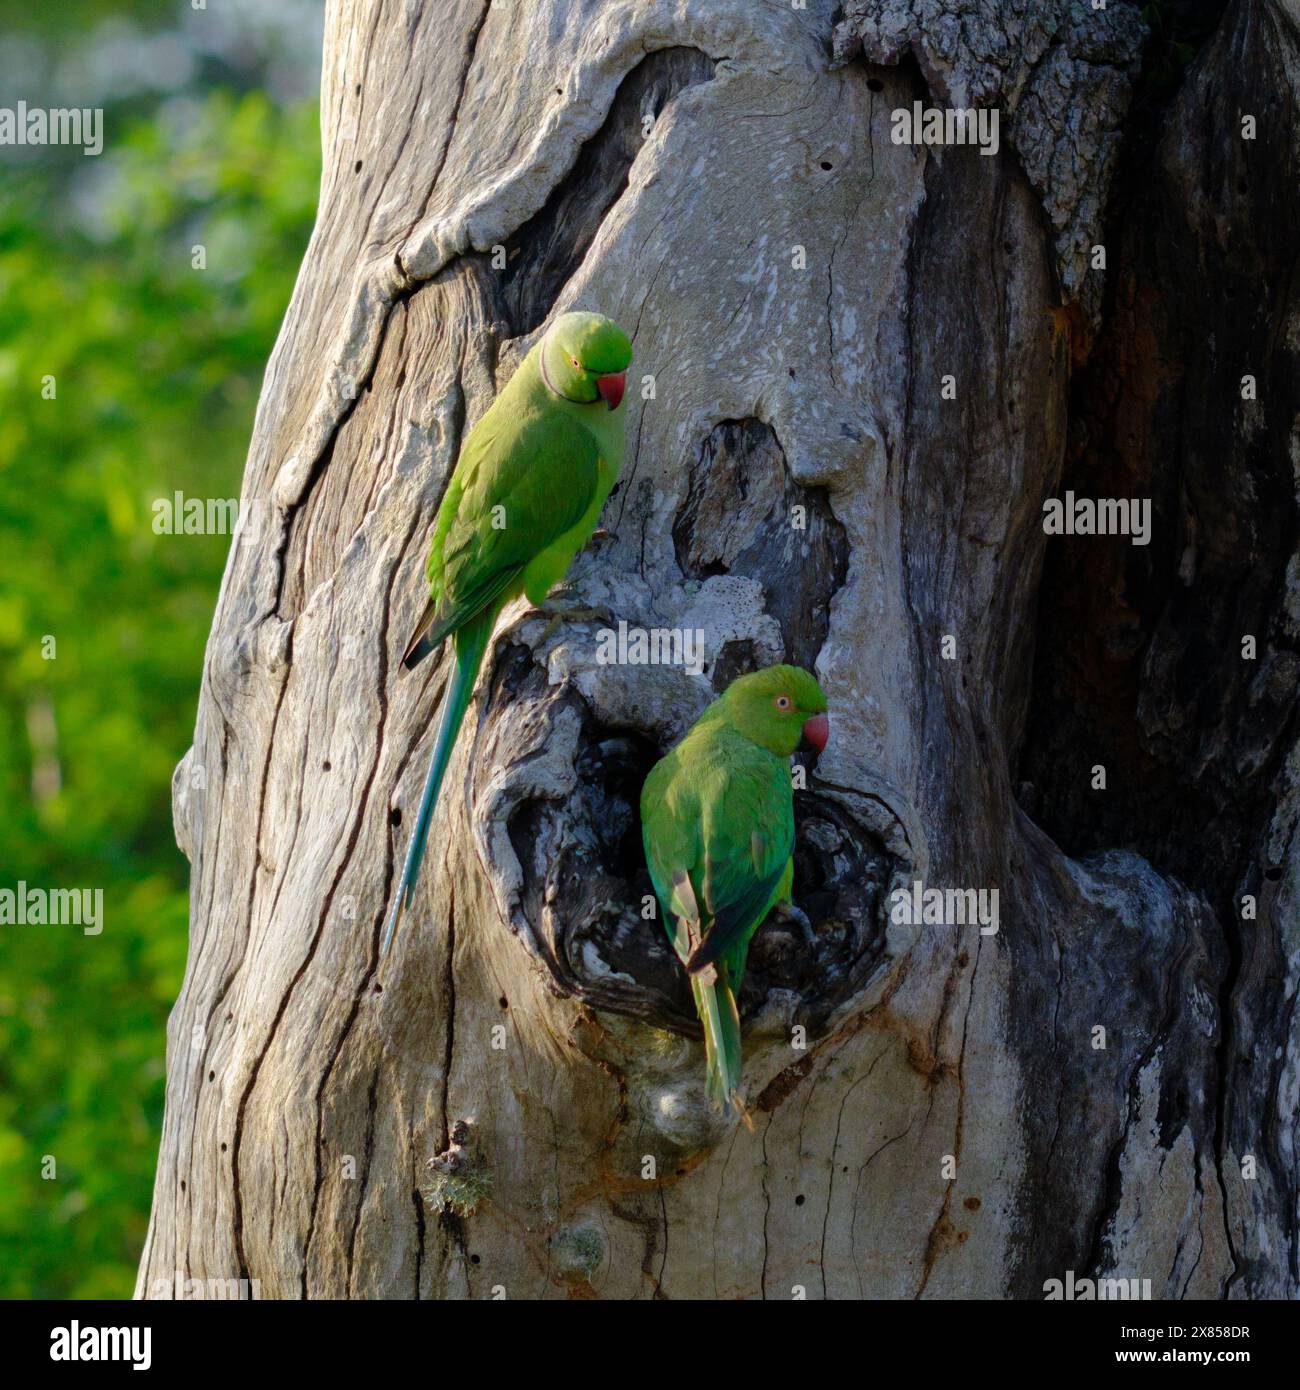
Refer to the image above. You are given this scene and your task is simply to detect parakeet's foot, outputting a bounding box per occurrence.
[586,527,618,547]
[714,1087,756,1130]
[532,598,615,645]
[772,899,818,952]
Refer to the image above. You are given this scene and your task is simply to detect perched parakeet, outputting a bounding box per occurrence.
[640,666,830,1112]
[382,310,633,956]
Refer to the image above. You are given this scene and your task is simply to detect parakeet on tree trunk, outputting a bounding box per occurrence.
[640,665,830,1113]
[382,311,632,957]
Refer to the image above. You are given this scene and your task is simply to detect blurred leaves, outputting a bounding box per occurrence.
[0,86,318,1297]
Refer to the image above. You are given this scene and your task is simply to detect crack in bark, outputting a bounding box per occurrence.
[344,1070,381,1295]
[397,0,493,266]
[232,520,407,1283]
[230,636,295,1282]
[438,882,457,1156]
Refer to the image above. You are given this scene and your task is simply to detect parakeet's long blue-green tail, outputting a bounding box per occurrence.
[381,612,493,958]
[692,967,743,1112]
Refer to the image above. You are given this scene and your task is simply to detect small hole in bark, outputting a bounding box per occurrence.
[390,808,401,827]
[1265,865,1282,880]
[322,760,331,771]
[499,996,509,1009]
[354,160,363,173]
[867,78,884,92]
[180,1181,186,1192]
[820,160,833,170]
[795,1193,806,1205]
[470,1254,481,1265]
[221,1143,228,1152]
[965,1196,981,1211]
[208,1070,215,1082]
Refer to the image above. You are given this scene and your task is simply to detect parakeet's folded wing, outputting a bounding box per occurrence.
[410,406,602,655]
[641,762,702,944]
[686,750,794,972]
[643,735,794,973]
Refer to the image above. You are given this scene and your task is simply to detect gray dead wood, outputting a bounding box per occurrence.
[138,0,1300,1298]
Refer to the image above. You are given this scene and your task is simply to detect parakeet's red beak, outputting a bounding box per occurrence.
[596,371,626,410]
[800,713,829,754]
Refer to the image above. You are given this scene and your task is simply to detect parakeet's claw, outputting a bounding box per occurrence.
[532,599,615,645]
[773,899,817,952]
[587,527,618,547]
[730,1093,757,1133]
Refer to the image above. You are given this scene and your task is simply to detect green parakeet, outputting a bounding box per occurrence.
[640,665,830,1112]
[382,310,633,956]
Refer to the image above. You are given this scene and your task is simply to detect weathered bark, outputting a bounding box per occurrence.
[138,0,1300,1298]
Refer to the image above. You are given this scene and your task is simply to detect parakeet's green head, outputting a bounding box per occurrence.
[541,311,632,410]
[716,664,829,758]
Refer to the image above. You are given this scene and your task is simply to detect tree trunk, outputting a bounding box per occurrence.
[138,0,1300,1299]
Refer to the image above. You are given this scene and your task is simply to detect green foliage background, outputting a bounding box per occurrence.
[0,4,321,1297]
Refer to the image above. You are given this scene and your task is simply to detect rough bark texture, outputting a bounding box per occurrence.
[138,0,1300,1298]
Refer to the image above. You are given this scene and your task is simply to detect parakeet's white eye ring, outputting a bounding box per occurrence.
[775,694,791,710]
